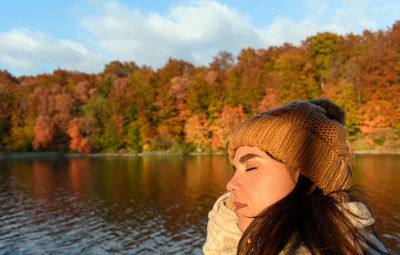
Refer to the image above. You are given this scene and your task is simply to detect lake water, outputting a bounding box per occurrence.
[0,154,399,254]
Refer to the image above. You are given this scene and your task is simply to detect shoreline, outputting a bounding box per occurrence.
[0,150,399,159]
[354,150,400,155]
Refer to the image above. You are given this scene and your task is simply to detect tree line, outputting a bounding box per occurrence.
[0,21,399,153]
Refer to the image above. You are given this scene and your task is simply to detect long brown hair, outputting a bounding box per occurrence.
[236,174,389,255]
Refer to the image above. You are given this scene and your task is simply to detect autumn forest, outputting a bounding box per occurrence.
[1,22,399,153]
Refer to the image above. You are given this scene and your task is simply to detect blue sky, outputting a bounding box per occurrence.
[0,0,399,77]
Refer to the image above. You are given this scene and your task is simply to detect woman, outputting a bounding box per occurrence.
[203,99,388,255]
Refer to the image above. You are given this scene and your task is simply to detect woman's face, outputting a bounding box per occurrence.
[226,146,299,232]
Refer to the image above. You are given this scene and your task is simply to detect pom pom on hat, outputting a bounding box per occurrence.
[309,98,346,125]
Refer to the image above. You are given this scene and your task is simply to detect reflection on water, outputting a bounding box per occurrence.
[352,154,400,253]
[0,154,399,254]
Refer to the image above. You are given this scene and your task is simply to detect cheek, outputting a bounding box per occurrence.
[247,172,295,215]
[250,179,275,214]
[243,175,273,215]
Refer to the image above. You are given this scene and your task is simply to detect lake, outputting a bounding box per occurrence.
[0,154,399,254]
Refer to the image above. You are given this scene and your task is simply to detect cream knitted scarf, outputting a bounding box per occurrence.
[203,193,387,255]
[203,192,242,255]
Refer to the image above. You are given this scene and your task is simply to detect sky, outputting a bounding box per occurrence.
[0,0,399,77]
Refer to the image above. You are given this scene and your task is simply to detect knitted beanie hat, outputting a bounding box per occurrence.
[227,99,354,195]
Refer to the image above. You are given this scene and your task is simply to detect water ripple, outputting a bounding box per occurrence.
[1,156,398,254]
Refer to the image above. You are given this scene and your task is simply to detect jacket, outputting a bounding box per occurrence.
[203,192,388,255]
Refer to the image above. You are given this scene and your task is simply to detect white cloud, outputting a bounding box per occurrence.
[258,0,399,46]
[81,0,267,68]
[0,28,107,75]
[1,0,398,76]
[260,17,348,46]
[82,0,399,70]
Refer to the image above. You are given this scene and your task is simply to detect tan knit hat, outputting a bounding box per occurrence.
[227,99,354,195]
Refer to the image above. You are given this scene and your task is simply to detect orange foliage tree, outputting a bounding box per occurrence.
[32,115,56,150]
[1,22,399,152]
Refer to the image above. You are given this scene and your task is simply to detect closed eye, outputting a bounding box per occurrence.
[246,167,257,172]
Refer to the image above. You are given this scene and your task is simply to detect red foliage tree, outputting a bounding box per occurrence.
[67,117,97,153]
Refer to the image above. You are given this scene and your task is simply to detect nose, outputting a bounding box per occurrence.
[226,172,240,192]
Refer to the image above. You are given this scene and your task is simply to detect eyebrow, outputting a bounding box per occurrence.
[232,153,261,171]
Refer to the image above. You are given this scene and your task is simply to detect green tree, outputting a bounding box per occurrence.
[4,118,35,151]
[124,121,141,151]
[304,32,343,83]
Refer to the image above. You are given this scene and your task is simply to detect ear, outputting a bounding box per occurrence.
[288,166,300,183]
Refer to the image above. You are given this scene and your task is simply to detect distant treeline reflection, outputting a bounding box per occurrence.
[2,155,399,253]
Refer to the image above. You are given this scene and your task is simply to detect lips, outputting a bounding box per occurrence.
[234,201,247,211]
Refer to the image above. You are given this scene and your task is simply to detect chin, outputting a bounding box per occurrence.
[238,220,249,233]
